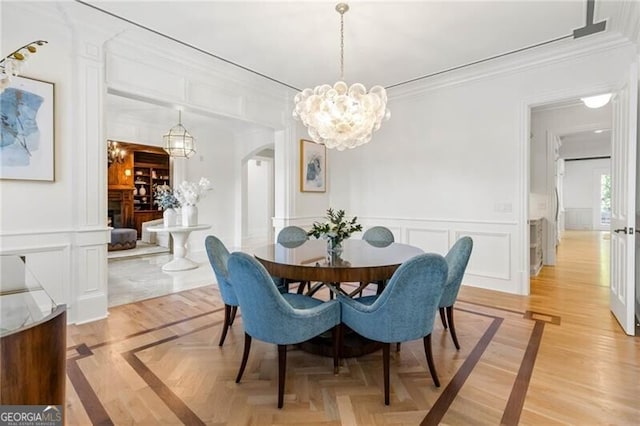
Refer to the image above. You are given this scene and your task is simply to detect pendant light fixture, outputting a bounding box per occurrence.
[163,109,196,158]
[293,3,390,151]
[580,93,612,109]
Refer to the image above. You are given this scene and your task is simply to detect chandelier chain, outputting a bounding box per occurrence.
[340,10,344,80]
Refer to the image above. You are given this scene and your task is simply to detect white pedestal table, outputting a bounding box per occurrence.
[147,224,211,271]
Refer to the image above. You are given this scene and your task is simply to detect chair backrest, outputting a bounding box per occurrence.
[362,226,394,247]
[204,235,237,306]
[360,253,448,343]
[440,237,473,307]
[277,226,308,248]
[227,251,339,345]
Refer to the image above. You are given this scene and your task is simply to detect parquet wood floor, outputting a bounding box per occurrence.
[65,231,640,425]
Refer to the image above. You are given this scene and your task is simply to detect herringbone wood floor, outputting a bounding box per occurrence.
[65,231,640,425]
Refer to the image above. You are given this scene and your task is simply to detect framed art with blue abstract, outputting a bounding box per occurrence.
[300,139,326,192]
[0,76,54,181]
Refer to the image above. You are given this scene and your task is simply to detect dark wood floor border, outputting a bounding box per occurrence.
[422,316,504,425]
[87,307,223,350]
[122,351,206,426]
[67,358,114,426]
[119,321,223,425]
[69,313,222,425]
[500,320,545,426]
[458,299,526,315]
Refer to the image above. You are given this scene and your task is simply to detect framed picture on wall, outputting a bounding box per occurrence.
[300,139,326,192]
[0,75,55,181]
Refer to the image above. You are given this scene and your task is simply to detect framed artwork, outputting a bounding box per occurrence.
[300,139,326,192]
[0,75,55,181]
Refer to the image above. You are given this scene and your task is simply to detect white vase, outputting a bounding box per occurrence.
[139,186,147,196]
[182,205,198,227]
[163,208,177,227]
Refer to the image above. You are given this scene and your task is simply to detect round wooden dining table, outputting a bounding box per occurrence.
[253,238,424,357]
[254,238,423,286]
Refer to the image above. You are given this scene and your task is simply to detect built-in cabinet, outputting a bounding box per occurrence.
[107,142,170,237]
[529,218,544,276]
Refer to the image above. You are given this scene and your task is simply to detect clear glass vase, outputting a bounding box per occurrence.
[326,238,343,259]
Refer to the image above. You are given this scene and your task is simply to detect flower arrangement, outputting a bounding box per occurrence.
[153,184,181,210]
[174,177,211,206]
[308,208,362,248]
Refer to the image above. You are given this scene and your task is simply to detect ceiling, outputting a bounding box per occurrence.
[83,0,626,91]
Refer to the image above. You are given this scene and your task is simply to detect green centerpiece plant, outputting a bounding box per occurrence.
[308,208,362,256]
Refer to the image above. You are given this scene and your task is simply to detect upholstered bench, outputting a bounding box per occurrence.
[108,228,137,251]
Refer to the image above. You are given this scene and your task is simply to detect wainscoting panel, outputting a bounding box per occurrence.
[565,208,593,230]
[277,217,523,294]
[1,228,110,324]
[454,230,511,280]
[406,227,450,254]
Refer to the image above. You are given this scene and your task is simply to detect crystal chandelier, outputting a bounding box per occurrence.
[107,140,126,166]
[293,3,389,151]
[0,40,48,93]
[163,110,196,158]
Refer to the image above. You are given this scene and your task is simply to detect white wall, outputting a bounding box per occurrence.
[2,1,638,320]
[330,37,636,294]
[0,1,294,323]
[563,158,610,230]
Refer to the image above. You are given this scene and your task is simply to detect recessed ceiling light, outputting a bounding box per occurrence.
[581,93,612,109]
[594,129,604,134]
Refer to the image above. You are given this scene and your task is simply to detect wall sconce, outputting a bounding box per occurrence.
[124,169,132,177]
[0,40,48,93]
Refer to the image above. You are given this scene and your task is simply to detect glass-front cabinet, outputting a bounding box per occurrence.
[1,255,57,336]
[0,255,66,409]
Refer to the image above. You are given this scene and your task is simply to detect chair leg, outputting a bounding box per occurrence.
[383,343,391,405]
[229,305,238,326]
[219,304,232,346]
[296,281,309,294]
[235,333,252,383]
[423,334,440,388]
[332,325,340,374]
[446,306,460,350]
[439,307,448,330]
[278,344,287,409]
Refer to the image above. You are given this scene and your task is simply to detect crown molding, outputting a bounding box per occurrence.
[613,0,640,48]
[388,32,634,101]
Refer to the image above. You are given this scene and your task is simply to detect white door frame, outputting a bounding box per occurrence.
[521,82,615,295]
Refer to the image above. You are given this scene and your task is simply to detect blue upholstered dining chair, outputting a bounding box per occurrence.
[438,236,473,350]
[337,253,448,405]
[205,235,289,346]
[204,235,239,347]
[275,226,310,293]
[357,226,395,296]
[362,226,395,248]
[277,225,309,248]
[227,251,341,409]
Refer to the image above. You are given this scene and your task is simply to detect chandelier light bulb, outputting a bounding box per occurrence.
[293,3,389,151]
[581,93,612,109]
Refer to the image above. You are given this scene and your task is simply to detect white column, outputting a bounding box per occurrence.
[70,28,111,323]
